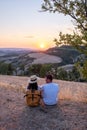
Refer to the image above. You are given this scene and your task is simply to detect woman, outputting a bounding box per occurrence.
[25,75,41,106]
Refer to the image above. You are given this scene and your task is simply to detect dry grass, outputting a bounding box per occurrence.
[55,80,87,103]
[0,75,87,102]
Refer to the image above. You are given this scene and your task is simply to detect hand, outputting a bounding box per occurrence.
[40,99,45,108]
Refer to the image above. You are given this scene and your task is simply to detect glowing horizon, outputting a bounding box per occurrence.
[0,0,74,50]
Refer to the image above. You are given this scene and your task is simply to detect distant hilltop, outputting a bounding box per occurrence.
[0,45,84,81]
[0,48,34,53]
[45,45,81,65]
[0,45,81,66]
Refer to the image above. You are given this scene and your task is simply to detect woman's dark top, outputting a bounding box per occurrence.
[27,83,38,90]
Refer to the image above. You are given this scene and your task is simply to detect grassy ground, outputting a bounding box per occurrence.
[0,75,87,130]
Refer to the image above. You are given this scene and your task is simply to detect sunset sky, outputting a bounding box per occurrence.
[0,0,74,50]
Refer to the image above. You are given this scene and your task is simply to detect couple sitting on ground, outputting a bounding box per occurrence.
[26,74,59,107]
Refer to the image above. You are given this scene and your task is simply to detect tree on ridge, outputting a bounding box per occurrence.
[41,0,87,80]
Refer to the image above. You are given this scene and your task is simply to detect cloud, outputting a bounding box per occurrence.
[25,36,34,38]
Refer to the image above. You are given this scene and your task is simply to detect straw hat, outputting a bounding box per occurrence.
[28,75,39,84]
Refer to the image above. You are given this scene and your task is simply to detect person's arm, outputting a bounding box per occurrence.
[40,86,45,107]
[27,83,31,90]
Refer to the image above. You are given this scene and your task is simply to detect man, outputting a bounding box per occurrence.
[40,74,59,107]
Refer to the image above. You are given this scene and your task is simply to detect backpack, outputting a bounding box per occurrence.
[24,90,41,107]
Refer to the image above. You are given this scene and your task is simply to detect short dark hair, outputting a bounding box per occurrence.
[46,74,53,81]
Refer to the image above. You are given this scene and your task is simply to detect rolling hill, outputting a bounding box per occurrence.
[0,46,82,76]
[45,45,81,65]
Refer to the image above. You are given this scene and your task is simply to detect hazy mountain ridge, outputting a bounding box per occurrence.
[0,46,83,77]
[0,46,81,65]
[0,48,34,64]
[0,47,62,66]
